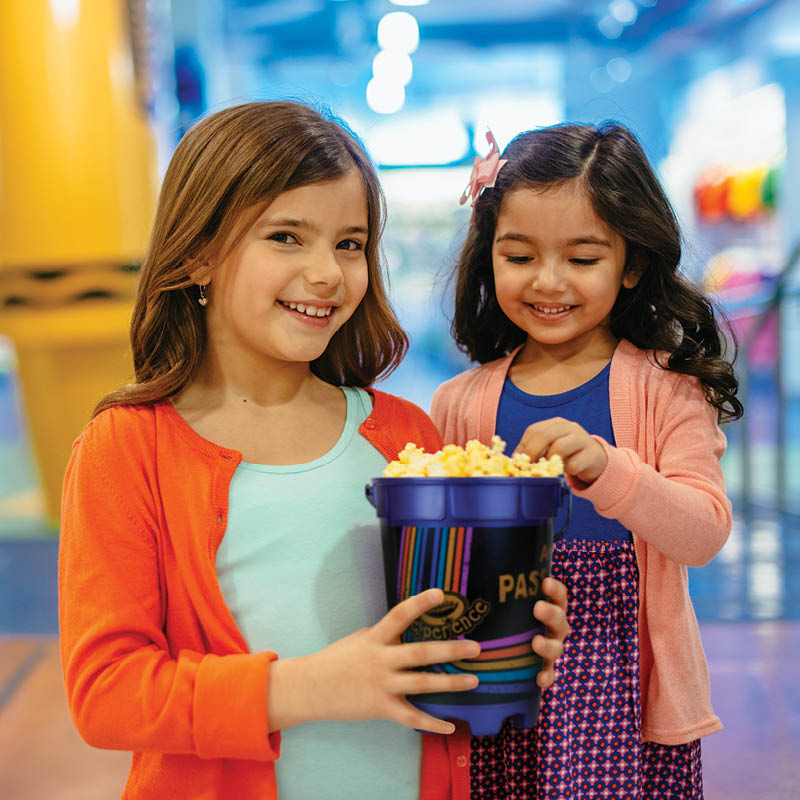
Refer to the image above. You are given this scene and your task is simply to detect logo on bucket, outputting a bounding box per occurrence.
[410,590,492,641]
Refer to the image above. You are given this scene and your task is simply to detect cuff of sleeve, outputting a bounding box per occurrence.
[194,650,281,761]
[567,436,639,517]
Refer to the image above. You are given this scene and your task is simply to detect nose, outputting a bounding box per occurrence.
[530,258,566,294]
[304,246,345,290]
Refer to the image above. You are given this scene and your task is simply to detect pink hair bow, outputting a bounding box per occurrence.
[459,130,508,210]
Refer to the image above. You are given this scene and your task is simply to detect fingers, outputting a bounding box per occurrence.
[532,628,564,663]
[398,670,478,697]
[533,596,570,642]
[394,638,480,669]
[535,644,558,690]
[515,418,606,482]
[533,578,570,689]
[515,417,576,460]
[542,576,568,614]
[533,617,567,690]
[392,699,458,735]
[375,588,445,642]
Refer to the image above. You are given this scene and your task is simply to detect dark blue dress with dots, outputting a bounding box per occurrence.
[468,363,703,800]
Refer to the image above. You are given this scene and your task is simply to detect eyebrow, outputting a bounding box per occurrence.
[495,232,612,247]
[257,217,368,236]
[566,236,612,247]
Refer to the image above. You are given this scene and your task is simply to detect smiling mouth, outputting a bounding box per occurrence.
[528,304,576,315]
[278,300,335,318]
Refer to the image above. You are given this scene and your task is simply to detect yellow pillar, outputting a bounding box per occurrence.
[0,0,157,524]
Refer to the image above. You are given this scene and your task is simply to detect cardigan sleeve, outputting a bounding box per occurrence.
[569,372,731,567]
[366,390,444,457]
[59,425,280,761]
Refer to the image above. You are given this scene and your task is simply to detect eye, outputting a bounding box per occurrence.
[505,255,532,264]
[268,232,299,245]
[337,239,365,252]
[570,257,599,266]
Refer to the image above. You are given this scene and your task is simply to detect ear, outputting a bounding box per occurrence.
[622,268,640,290]
[621,250,643,290]
[187,256,212,286]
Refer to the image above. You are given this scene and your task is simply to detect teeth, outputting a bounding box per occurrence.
[533,305,571,314]
[281,301,332,317]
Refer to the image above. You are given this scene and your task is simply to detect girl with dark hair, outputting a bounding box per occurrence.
[432,123,742,799]
[58,101,569,799]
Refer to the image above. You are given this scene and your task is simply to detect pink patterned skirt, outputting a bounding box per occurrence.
[469,539,703,799]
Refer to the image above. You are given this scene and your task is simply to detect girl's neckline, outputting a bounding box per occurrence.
[162,386,366,466]
[504,360,611,408]
[236,387,364,473]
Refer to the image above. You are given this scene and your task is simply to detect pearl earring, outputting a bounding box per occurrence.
[198,284,208,307]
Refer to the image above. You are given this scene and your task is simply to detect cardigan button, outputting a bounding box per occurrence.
[456,755,468,768]
[363,417,376,430]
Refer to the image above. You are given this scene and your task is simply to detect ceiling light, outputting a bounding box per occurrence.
[610,0,638,25]
[377,12,420,54]
[372,50,413,86]
[598,15,623,39]
[366,77,406,114]
[607,57,632,82]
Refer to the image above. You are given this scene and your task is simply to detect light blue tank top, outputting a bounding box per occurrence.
[216,387,421,799]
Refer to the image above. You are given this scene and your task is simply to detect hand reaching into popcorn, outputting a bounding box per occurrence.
[514,417,607,487]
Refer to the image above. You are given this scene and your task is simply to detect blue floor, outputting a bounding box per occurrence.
[0,539,59,634]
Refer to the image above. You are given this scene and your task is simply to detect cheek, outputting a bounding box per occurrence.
[350,264,369,304]
[492,264,523,306]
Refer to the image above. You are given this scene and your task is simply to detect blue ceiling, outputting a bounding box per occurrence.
[217,0,776,59]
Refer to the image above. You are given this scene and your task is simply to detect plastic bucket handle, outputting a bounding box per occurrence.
[554,485,572,541]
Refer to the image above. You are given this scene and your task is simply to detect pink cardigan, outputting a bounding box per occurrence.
[431,339,730,745]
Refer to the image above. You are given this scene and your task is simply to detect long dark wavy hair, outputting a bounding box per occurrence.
[452,121,742,422]
[94,101,407,417]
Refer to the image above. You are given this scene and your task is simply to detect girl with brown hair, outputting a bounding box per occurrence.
[58,101,569,799]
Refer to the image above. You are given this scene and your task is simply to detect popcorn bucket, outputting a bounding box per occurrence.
[365,476,571,736]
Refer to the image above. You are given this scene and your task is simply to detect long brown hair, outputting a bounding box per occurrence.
[94,101,407,417]
[452,121,742,422]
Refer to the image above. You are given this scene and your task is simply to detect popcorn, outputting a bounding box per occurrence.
[383,436,564,478]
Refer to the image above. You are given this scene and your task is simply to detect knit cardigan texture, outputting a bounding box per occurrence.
[430,339,730,745]
[59,389,471,799]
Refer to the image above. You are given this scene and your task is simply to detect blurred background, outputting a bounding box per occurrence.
[0,1,798,798]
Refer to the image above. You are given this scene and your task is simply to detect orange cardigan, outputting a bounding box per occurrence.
[59,390,468,799]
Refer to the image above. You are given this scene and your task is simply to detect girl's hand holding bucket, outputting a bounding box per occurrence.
[266,588,481,735]
[533,575,570,689]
